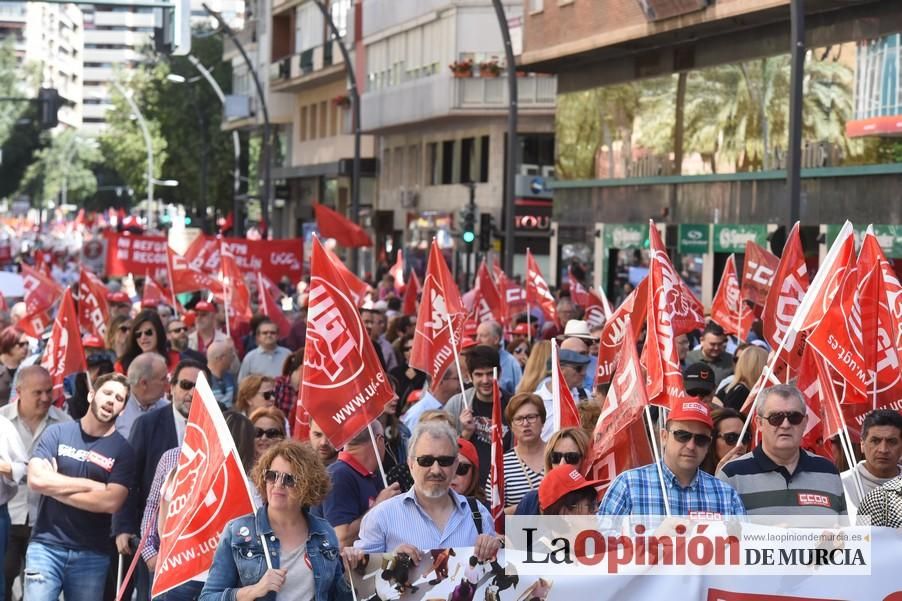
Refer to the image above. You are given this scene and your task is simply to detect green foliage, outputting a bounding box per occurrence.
[16,130,102,206]
[0,40,46,197]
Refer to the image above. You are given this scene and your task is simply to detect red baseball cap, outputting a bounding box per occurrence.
[538,466,605,511]
[194,301,216,313]
[82,334,105,349]
[108,291,130,304]
[141,298,159,309]
[463,321,478,338]
[457,438,479,474]
[460,337,478,351]
[669,398,714,429]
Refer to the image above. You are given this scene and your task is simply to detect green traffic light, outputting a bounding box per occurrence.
[184,216,192,225]
[462,231,476,244]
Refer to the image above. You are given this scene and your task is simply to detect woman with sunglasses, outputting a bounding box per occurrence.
[105,315,132,361]
[506,340,530,369]
[200,440,352,601]
[116,309,178,373]
[250,406,287,461]
[487,393,547,512]
[234,375,277,416]
[701,407,752,475]
[0,326,28,405]
[451,437,485,502]
[514,427,590,515]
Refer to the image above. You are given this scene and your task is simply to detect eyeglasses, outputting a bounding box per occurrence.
[669,430,713,447]
[259,330,278,336]
[512,413,541,425]
[455,462,473,476]
[256,427,284,440]
[168,326,187,334]
[718,431,751,446]
[415,455,456,468]
[763,411,805,427]
[118,325,130,333]
[264,469,296,488]
[14,340,28,348]
[513,347,528,354]
[550,451,582,465]
[136,328,155,339]
[176,379,197,391]
[261,390,275,401]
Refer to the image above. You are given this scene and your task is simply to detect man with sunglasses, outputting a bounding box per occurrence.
[597,399,746,517]
[166,319,207,365]
[349,420,500,564]
[717,384,847,516]
[238,318,291,381]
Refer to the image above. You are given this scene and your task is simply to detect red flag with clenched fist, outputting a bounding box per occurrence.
[78,270,110,339]
[40,289,86,404]
[300,237,395,448]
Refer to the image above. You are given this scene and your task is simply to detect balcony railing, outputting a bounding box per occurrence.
[269,42,343,87]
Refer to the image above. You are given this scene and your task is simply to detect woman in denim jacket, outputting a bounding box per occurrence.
[200,441,353,601]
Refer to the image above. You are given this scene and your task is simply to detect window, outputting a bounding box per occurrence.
[319,101,327,139]
[295,1,323,54]
[460,137,474,184]
[427,142,439,186]
[310,103,318,139]
[441,140,455,185]
[299,105,308,141]
[330,0,350,37]
[529,0,544,12]
[479,136,490,182]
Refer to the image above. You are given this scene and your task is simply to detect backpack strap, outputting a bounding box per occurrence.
[466,496,483,535]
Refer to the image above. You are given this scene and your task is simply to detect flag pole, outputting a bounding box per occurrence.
[445,313,469,410]
[833,386,866,503]
[526,303,532,346]
[644,405,672,517]
[368,422,389,488]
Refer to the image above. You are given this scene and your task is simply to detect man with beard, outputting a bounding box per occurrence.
[309,418,338,466]
[25,373,135,601]
[348,420,500,563]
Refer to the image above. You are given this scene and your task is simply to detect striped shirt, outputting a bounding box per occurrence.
[484,448,543,508]
[354,488,494,553]
[598,461,746,517]
[717,446,847,516]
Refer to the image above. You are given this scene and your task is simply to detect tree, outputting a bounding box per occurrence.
[17,130,102,207]
[0,39,46,198]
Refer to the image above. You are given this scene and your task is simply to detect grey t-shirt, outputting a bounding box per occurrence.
[277,544,314,601]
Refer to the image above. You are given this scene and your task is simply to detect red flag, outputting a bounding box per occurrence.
[388,251,404,293]
[313,203,373,248]
[797,347,834,459]
[589,322,653,484]
[410,240,465,383]
[859,228,902,348]
[567,268,591,307]
[402,271,420,317]
[300,237,395,448]
[741,241,779,309]
[710,254,754,339]
[525,249,558,325]
[569,268,607,329]
[593,278,648,388]
[551,340,581,431]
[21,264,63,315]
[220,242,252,331]
[151,375,255,597]
[643,221,691,408]
[17,311,52,339]
[497,270,527,317]
[257,272,291,338]
[142,272,169,307]
[472,260,506,325]
[490,373,505,534]
[78,270,110,339]
[326,247,369,307]
[762,223,809,371]
[40,289,86,404]
[797,222,856,334]
[167,248,223,296]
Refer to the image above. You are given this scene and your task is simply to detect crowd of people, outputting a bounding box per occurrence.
[0,264,900,601]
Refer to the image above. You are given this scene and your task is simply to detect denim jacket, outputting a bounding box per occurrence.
[199,505,353,601]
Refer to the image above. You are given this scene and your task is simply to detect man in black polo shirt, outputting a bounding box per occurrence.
[717,384,846,516]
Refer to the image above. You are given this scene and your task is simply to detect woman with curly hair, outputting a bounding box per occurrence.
[200,440,352,601]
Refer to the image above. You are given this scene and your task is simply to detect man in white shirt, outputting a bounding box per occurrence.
[0,414,27,598]
[842,409,902,516]
[116,352,169,440]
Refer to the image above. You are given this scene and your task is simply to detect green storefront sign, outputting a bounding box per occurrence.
[712,224,768,253]
[603,224,648,250]
[678,224,710,254]
[825,224,901,259]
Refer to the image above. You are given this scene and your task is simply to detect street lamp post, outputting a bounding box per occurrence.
[786,0,805,229]
[111,79,155,226]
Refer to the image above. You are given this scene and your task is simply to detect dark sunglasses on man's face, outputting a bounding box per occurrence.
[550,451,582,465]
[176,379,197,391]
[168,326,187,334]
[669,430,713,447]
[455,462,473,476]
[256,427,284,440]
[763,411,805,427]
[415,455,456,468]
[718,431,751,446]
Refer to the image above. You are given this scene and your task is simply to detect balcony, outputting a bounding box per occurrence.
[269,41,344,92]
[361,73,556,132]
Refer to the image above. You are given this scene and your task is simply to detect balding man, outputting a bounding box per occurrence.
[0,366,70,600]
[116,353,169,440]
[476,321,521,395]
[206,340,237,409]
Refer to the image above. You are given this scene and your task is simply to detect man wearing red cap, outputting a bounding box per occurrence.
[597,399,746,517]
[108,291,133,320]
[188,301,227,354]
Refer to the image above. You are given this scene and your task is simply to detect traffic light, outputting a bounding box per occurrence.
[38,88,61,129]
[479,213,494,252]
[462,206,476,246]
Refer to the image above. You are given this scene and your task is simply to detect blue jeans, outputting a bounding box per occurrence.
[24,541,109,601]
[155,580,203,601]
[0,504,9,601]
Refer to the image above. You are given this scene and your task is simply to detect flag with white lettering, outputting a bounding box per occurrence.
[762,223,810,372]
[858,227,902,349]
[40,289,86,404]
[472,259,506,325]
[711,254,754,340]
[152,374,255,597]
[219,242,252,331]
[21,264,63,316]
[525,249,559,326]
[593,278,648,388]
[168,247,223,296]
[300,237,395,448]
[78,269,110,339]
[741,241,779,309]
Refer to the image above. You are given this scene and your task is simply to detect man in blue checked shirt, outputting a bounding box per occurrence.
[597,399,746,517]
[344,420,501,567]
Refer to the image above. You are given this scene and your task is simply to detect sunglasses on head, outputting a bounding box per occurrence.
[264,469,296,488]
[763,411,805,427]
[718,431,751,446]
[256,427,284,440]
[176,379,196,391]
[455,462,473,476]
[669,430,713,447]
[136,328,155,338]
[415,455,456,468]
[550,451,582,465]
[261,390,274,401]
